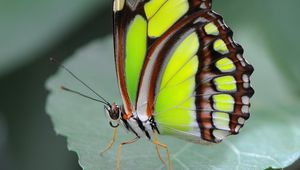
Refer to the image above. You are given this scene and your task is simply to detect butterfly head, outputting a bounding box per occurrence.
[104,102,121,128]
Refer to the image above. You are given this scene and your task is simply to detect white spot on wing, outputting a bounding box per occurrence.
[241,105,249,113]
[242,74,249,82]
[241,96,250,105]
[237,54,246,67]
[235,125,241,133]
[213,130,229,140]
[113,0,125,12]
[238,117,245,125]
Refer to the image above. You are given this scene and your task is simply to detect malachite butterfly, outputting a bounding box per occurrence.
[67,0,254,169]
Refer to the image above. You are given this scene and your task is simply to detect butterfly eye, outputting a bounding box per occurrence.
[109,112,119,120]
[105,105,120,121]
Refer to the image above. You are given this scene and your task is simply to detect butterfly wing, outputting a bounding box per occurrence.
[135,1,254,143]
[113,0,254,143]
[152,16,254,143]
[113,0,210,117]
[113,0,148,116]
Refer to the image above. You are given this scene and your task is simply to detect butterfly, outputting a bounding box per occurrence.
[72,0,254,169]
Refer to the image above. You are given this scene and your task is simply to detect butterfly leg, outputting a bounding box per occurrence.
[152,133,172,170]
[100,127,118,155]
[155,145,166,166]
[153,130,166,166]
[116,137,139,170]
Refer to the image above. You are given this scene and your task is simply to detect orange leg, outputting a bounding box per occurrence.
[153,130,166,166]
[100,127,118,155]
[152,130,172,170]
[152,140,172,170]
[116,137,139,170]
[155,144,166,166]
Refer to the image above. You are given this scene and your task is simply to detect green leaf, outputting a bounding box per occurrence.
[0,0,109,76]
[46,30,300,169]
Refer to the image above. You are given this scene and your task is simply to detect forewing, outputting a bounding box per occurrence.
[113,0,211,117]
[113,0,148,116]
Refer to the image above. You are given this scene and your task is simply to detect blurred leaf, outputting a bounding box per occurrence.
[0,0,110,76]
[0,112,9,169]
[0,112,8,149]
[46,31,300,169]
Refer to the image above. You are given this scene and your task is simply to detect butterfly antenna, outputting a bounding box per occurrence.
[60,86,109,105]
[50,57,111,106]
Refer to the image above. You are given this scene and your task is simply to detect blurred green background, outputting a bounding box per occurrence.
[0,0,299,170]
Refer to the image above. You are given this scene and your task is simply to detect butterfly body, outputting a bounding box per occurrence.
[104,103,159,140]
[120,111,159,140]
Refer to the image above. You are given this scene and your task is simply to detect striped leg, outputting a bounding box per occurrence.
[100,127,118,155]
[117,137,139,170]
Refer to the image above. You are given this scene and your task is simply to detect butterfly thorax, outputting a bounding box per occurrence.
[119,105,160,140]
